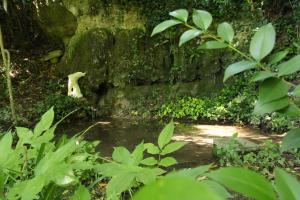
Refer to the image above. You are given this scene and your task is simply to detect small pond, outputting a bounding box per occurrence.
[60,118,280,168]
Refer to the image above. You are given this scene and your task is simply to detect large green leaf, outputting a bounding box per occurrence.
[223,61,257,82]
[131,142,145,165]
[292,84,300,97]
[254,97,290,115]
[161,141,187,155]
[71,185,91,200]
[281,128,300,152]
[132,176,223,200]
[268,50,289,65]
[179,29,202,47]
[7,176,46,200]
[159,157,177,167]
[217,22,234,43]
[250,71,277,82]
[278,55,300,76]
[167,165,211,179]
[199,41,227,49]
[33,107,54,137]
[192,10,212,30]
[169,9,189,22]
[106,172,135,200]
[275,168,300,200]
[151,20,182,36]
[278,103,300,118]
[0,171,5,199]
[250,23,276,61]
[112,147,132,164]
[208,167,276,200]
[202,180,232,199]
[158,121,175,149]
[258,78,289,104]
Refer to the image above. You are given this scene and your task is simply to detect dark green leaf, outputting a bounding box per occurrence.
[169,9,189,22]
[151,20,182,36]
[200,41,228,49]
[281,128,300,152]
[268,50,289,65]
[254,97,290,115]
[208,167,276,200]
[275,168,300,200]
[71,185,91,200]
[250,71,277,82]
[161,141,187,155]
[159,157,177,167]
[258,78,289,104]
[217,22,234,43]
[278,55,300,76]
[292,84,300,97]
[250,23,276,61]
[192,10,212,30]
[158,121,175,149]
[34,107,54,137]
[132,177,223,200]
[223,61,257,82]
[278,103,300,118]
[140,157,158,166]
[179,29,202,47]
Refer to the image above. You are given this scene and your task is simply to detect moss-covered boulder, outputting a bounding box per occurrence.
[38,3,77,40]
[60,28,113,102]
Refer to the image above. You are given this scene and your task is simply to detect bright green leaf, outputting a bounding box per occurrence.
[140,157,158,166]
[250,71,277,82]
[112,147,131,164]
[132,176,223,200]
[223,61,257,82]
[161,141,187,155]
[268,50,289,65]
[208,167,276,200]
[169,9,189,22]
[179,29,202,47]
[192,10,212,30]
[202,180,232,199]
[200,41,228,49]
[151,20,182,36]
[71,185,91,200]
[275,168,300,200]
[167,165,211,179]
[258,78,289,104]
[131,142,145,165]
[33,107,54,137]
[281,128,300,152]
[254,97,290,115]
[250,23,276,61]
[217,22,234,43]
[292,84,300,97]
[158,121,175,149]
[278,55,300,76]
[159,157,177,167]
[106,173,135,200]
[144,143,160,155]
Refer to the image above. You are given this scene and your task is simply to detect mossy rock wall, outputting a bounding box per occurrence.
[53,0,226,117]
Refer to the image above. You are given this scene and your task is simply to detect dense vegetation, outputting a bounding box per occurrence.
[1,0,300,199]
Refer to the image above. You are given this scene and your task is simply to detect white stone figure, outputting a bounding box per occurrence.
[68,72,86,98]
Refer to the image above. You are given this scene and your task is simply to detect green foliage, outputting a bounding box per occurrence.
[152,8,300,151]
[0,108,99,200]
[95,121,186,199]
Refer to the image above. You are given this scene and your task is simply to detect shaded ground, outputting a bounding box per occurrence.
[61,119,283,168]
